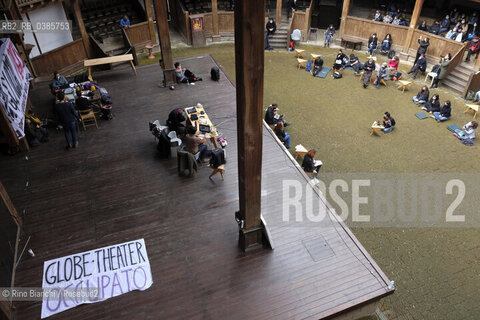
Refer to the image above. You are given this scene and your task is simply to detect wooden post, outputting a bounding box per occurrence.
[234,0,266,252]
[402,0,424,57]
[276,0,282,26]
[212,0,220,42]
[153,0,176,86]
[72,0,92,58]
[474,54,480,71]
[145,0,158,45]
[0,181,22,227]
[338,0,351,38]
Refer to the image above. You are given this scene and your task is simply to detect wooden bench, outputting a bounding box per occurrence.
[341,36,363,51]
[84,54,136,80]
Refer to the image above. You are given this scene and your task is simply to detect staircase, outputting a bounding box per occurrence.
[269,23,289,49]
[442,62,475,94]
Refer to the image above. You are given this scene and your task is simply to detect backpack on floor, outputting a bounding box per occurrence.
[211,67,220,81]
[306,60,312,72]
[210,148,226,168]
[333,71,342,79]
[388,50,396,59]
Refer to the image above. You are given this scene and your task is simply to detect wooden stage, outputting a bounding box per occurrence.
[0,55,393,319]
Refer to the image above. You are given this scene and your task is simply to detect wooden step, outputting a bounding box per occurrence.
[442,78,465,93]
[447,69,471,82]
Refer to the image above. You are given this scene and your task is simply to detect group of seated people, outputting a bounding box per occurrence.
[365,33,394,56]
[264,104,292,148]
[412,86,452,121]
[372,8,408,26]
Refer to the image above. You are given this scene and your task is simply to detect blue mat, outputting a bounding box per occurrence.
[415,113,428,120]
[306,60,312,72]
[316,67,332,78]
[345,66,354,70]
[447,124,461,132]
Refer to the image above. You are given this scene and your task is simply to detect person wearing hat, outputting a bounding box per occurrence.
[465,36,480,62]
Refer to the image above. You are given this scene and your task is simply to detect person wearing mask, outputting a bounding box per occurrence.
[383,13,393,24]
[312,56,324,77]
[333,49,347,71]
[468,22,479,40]
[266,18,276,36]
[362,57,376,88]
[382,112,396,133]
[439,15,451,34]
[446,22,461,40]
[429,20,441,35]
[432,101,452,121]
[375,62,389,87]
[431,53,452,88]
[54,92,80,149]
[465,36,480,62]
[349,53,363,75]
[422,94,440,112]
[381,34,393,53]
[367,33,378,56]
[372,10,382,22]
[387,55,399,72]
[324,24,335,47]
[274,121,291,149]
[302,149,322,178]
[414,36,430,64]
[408,53,427,79]
[412,86,430,105]
[454,121,478,140]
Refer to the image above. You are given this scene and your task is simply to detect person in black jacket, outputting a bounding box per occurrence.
[418,20,428,31]
[408,54,427,79]
[265,104,291,126]
[422,94,440,113]
[75,92,90,111]
[414,36,430,64]
[312,56,324,77]
[367,33,378,56]
[167,108,187,136]
[274,121,290,148]
[302,149,322,178]
[429,20,441,35]
[266,18,276,36]
[381,34,393,53]
[382,112,396,133]
[432,100,452,121]
[363,57,376,88]
[54,92,80,149]
[333,49,347,71]
[349,54,363,75]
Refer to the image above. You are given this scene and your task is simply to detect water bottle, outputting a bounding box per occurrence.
[187,80,190,86]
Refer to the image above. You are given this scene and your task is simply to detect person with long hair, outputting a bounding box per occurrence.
[382,112,396,133]
[454,121,478,140]
[422,94,440,112]
[274,121,291,149]
[367,33,378,56]
[431,53,452,88]
[432,100,452,121]
[413,86,430,105]
[301,149,322,178]
[381,33,393,52]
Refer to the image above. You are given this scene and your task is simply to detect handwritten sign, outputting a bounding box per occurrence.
[41,239,153,318]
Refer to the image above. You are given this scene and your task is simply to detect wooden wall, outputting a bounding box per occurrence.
[343,16,408,46]
[218,11,234,33]
[168,0,191,44]
[124,22,152,45]
[31,39,87,76]
[408,29,465,60]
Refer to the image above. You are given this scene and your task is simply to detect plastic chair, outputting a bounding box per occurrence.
[167,131,182,147]
[425,72,437,86]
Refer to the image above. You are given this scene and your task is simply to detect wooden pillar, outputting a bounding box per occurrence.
[153,0,176,85]
[234,0,266,252]
[212,0,220,41]
[72,0,92,58]
[475,54,480,71]
[0,181,23,227]
[276,0,282,25]
[402,0,424,56]
[145,0,157,45]
[338,0,351,38]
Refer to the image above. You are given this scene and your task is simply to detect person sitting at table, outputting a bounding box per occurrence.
[265,103,291,126]
[50,71,69,93]
[382,112,396,133]
[432,100,452,121]
[407,53,427,79]
[302,149,322,178]
[422,94,440,113]
[184,125,209,162]
[266,18,276,36]
[167,108,187,136]
[174,62,202,84]
[349,53,363,75]
[367,33,378,56]
[24,118,49,147]
[453,121,478,140]
[120,15,130,28]
[274,121,291,149]
[312,56,324,77]
[413,86,430,105]
[333,49,347,71]
[362,57,376,88]
[381,34,393,53]
[75,92,90,111]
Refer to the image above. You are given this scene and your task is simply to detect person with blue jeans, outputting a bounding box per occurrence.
[413,86,429,105]
[433,101,452,121]
[382,112,395,133]
[184,125,209,161]
[274,121,291,148]
[454,121,478,140]
[324,24,335,47]
[54,92,80,150]
[367,33,378,56]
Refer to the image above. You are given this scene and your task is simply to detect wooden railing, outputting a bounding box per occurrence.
[290,3,313,42]
[464,71,480,97]
[121,28,137,65]
[31,39,87,76]
[124,21,153,46]
[444,42,468,79]
[88,34,108,59]
[169,0,191,45]
[16,0,43,6]
[408,30,465,62]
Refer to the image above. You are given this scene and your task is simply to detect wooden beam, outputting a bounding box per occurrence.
[276,0,282,26]
[338,0,351,38]
[0,181,22,227]
[153,0,176,85]
[144,0,157,45]
[72,0,92,58]
[475,54,480,71]
[234,0,266,251]
[212,0,220,41]
[402,0,425,55]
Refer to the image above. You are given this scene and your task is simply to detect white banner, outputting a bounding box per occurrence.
[41,239,153,319]
[0,38,30,139]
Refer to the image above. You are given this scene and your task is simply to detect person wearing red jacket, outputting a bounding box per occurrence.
[465,36,480,62]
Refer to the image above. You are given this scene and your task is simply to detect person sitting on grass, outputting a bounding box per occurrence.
[432,100,452,121]
[453,121,478,140]
[174,62,202,84]
[349,53,363,75]
[422,94,440,113]
[367,33,378,56]
[363,57,376,88]
[302,149,322,178]
[465,36,480,62]
[413,86,430,105]
[312,56,324,77]
[333,49,347,71]
[382,112,396,133]
[381,34,393,53]
[274,121,291,149]
[408,53,427,79]
[264,103,291,126]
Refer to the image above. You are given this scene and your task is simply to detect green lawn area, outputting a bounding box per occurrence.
[211,47,480,320]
